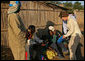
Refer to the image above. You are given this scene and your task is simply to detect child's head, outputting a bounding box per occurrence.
[28,25,35,34]
[48,26,55,36]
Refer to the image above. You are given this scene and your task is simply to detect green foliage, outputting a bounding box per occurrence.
[45,1,84,10]
[46,1,62,5]
[63,1,84,10]
[73,1,84,10]
[63,1,73,9]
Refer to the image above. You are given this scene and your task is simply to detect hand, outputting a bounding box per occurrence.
[48,47,52,50]
[41,44,46,46]
[59,34,61,37]
[63,35,66,39]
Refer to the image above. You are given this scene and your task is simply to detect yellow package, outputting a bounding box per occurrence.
[46,49,57,60]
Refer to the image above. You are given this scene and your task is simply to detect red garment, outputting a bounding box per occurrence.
[25,51,27,60]
[25,30,32,40]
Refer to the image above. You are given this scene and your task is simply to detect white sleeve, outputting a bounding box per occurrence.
[64,20,74,37]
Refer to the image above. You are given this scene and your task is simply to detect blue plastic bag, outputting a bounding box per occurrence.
[16,1,19,4]
[57,36,63,44]
[9,4,13,6]
[9,1,19,7]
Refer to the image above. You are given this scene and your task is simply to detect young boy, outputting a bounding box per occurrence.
[25,25,35,60]
[25,25,44,60]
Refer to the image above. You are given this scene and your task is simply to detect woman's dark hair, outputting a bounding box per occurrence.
[28,25,35,33]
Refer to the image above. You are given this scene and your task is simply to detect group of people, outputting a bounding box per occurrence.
[8,1,83,60]
[25,25,68,60]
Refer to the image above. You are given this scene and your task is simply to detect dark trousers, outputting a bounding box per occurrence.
[50,42,61,54]
[50,42,67,55]
[29,45,37,60]
[57,42,67,52]
[29,44,42,60]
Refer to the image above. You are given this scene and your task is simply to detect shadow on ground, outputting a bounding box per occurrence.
[1,46,14,60]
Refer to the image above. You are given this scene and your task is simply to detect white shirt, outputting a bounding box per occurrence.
[69,14,76,21]
[63,14,76,34]
[63,20,68,34]
[64,15,82,37]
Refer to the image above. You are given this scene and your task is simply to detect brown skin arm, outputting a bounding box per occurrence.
[63,35,66,39]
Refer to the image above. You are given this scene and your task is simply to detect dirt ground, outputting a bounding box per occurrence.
[1,45,69,60]
[1,46,14,60]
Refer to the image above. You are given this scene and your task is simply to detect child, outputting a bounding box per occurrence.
[25,25,44,60]
[25,25,35,60]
